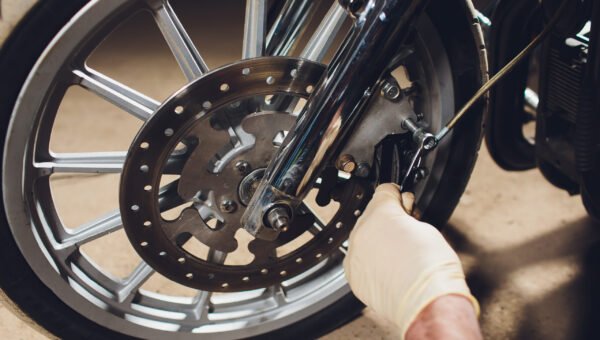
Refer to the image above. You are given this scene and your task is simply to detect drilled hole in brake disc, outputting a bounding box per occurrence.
[119,58,372,292]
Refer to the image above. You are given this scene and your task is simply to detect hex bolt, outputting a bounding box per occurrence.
[219,198,237,214]
[235,161,251,175]
[415,167,429,181]
[382,81,401,101]
[336,154,357,173]
[402,118,438,151]
[339,0,367,16]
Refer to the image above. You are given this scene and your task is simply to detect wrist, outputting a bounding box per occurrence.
[406,294,482,340]
[392,261,479,337]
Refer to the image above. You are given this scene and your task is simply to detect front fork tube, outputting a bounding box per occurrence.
[241,0,430,240]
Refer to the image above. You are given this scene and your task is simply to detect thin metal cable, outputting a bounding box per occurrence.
[435,0,570,141]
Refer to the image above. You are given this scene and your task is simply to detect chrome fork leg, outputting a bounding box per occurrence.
[242,0,430,240]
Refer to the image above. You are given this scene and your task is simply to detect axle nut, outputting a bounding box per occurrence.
[266,206,291,232]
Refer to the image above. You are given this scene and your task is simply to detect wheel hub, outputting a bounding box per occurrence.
[120,57,371,292]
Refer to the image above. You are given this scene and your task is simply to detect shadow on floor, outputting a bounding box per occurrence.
[445,217,600,340]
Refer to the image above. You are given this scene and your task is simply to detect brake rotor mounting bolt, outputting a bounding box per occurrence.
[219,199,237,214]
[235,161,251,175]
[337,154,357,173]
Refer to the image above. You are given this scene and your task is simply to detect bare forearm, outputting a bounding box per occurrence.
[406,295,482,340]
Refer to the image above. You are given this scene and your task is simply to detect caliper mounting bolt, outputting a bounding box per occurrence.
[382,80,402,101]
[402,118,438,150]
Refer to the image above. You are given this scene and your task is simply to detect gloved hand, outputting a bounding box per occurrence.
[343,183,479,338]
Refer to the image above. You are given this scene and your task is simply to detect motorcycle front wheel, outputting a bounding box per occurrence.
[0,1,486,338]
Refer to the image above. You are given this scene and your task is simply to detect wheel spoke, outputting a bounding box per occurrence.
[158,179,186,211]
[299,202,325,235]
[126,243,229,322]
[73,68,159,121]
[208,248,227,264]
[35,151,189,176]
[57,179,184,250]
[300,3,347,62]
[268,283,287,306]
[265,0,315,56]
[188,249,227,321]
[69,250,124,293]
[308,223,323,235]
[187,290,212,321]
[59,210,122,248]
[243,0,267,59]
[35,152,126,175]
[117,262,155,303]
[153,0,208,80]
[300,202,347,255]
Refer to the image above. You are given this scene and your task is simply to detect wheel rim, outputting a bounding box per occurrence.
[2,1,453,338]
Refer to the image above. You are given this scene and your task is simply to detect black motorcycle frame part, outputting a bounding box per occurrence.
[0,0,487,338]
[535,47,582,194]
[579,0,600,218]
[487,0,600,213]
[535,0,595,194]
[242,0,434,239]
[542,0,590,37]
[485,0,540,171]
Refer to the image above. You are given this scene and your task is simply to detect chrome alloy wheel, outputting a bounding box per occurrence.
[2,1,455,338]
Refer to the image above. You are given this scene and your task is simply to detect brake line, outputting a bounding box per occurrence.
[434,0,569,142]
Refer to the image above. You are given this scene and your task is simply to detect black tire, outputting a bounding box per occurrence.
[0,1,486,339]
[419,1,487,228]
[582,186,600,222]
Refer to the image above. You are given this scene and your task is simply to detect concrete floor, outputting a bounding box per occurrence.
[1,1,599,339]
[0,0,37,47]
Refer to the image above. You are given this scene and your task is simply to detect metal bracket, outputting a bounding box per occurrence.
[339,91,418,171]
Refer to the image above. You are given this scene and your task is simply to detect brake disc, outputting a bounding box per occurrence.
[120,57,372,292]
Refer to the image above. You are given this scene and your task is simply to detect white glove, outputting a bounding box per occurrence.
[343,183,479,338]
